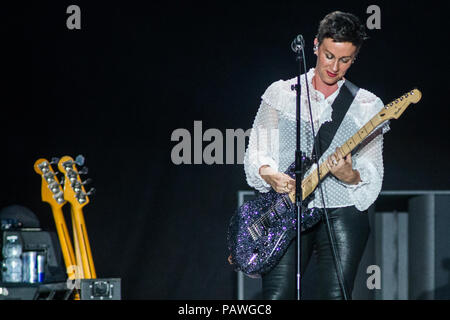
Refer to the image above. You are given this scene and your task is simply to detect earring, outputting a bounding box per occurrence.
[313,45,318,51]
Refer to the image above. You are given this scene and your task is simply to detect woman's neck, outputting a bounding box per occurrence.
[312,73,339,99]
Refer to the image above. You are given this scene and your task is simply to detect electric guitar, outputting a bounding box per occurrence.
[227,89,422,277]
[58,156,97,279]
[34,159,78,281]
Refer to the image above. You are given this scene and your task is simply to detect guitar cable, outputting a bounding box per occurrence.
[302,58,350,300]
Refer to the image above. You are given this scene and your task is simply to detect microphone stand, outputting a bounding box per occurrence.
[291,36,306,300]
[290,35,350,300]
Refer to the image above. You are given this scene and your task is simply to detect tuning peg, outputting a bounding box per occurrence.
[72,181,82,193]
[78,167,89,175]
[75,154,85,167]
[38,162,50,173]
[55,196,65,205]
[86,188,96,196]
[82,178,92,186]
[50,157,60,165]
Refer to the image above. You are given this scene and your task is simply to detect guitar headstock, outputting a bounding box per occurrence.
[57,155,94,209]
[34,158,66,208]
[380,88,422,120]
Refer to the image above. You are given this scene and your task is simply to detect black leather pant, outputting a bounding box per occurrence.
[262,206,370,300]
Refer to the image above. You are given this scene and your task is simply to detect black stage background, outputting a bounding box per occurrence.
[2,1,449,299]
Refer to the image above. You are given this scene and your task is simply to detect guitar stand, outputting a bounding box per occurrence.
[0,282,72,300]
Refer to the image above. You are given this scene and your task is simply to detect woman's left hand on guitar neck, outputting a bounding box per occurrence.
[326,147,362,185]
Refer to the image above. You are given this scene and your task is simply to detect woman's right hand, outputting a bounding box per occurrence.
[259,165,295,194]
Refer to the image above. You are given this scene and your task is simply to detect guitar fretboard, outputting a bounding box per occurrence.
[287,107,387,203]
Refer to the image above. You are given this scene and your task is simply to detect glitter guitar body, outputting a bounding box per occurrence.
[227,89,422,277]
[227,160,324,277]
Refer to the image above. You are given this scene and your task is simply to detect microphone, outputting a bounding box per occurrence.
[291,34,305,53]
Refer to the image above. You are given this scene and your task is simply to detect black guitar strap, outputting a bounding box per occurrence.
[311,79,360,160]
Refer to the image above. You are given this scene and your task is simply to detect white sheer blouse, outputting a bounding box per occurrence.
[243,68,389,211]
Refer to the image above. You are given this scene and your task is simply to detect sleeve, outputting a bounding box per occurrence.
[340,98,389,211]
[344,131,385,211]
[243,100,280,193]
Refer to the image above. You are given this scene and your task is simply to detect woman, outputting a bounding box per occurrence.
[242,11,389,299]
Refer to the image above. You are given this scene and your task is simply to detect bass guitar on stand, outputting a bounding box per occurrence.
[34,158,79,299]
[58,155,97,280]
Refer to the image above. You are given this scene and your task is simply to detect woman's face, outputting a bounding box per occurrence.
[314,37,357,86]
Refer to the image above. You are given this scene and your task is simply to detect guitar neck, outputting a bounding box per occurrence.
[288,109,387,203]
[49,204,78,279]
[49,205,82,300]
[71,206,97,279]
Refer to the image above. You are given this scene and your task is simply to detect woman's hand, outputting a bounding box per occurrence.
[326,147,361,185]
[259,165,295,193]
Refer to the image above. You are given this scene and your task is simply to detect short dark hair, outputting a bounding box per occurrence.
[316,11,369,51]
